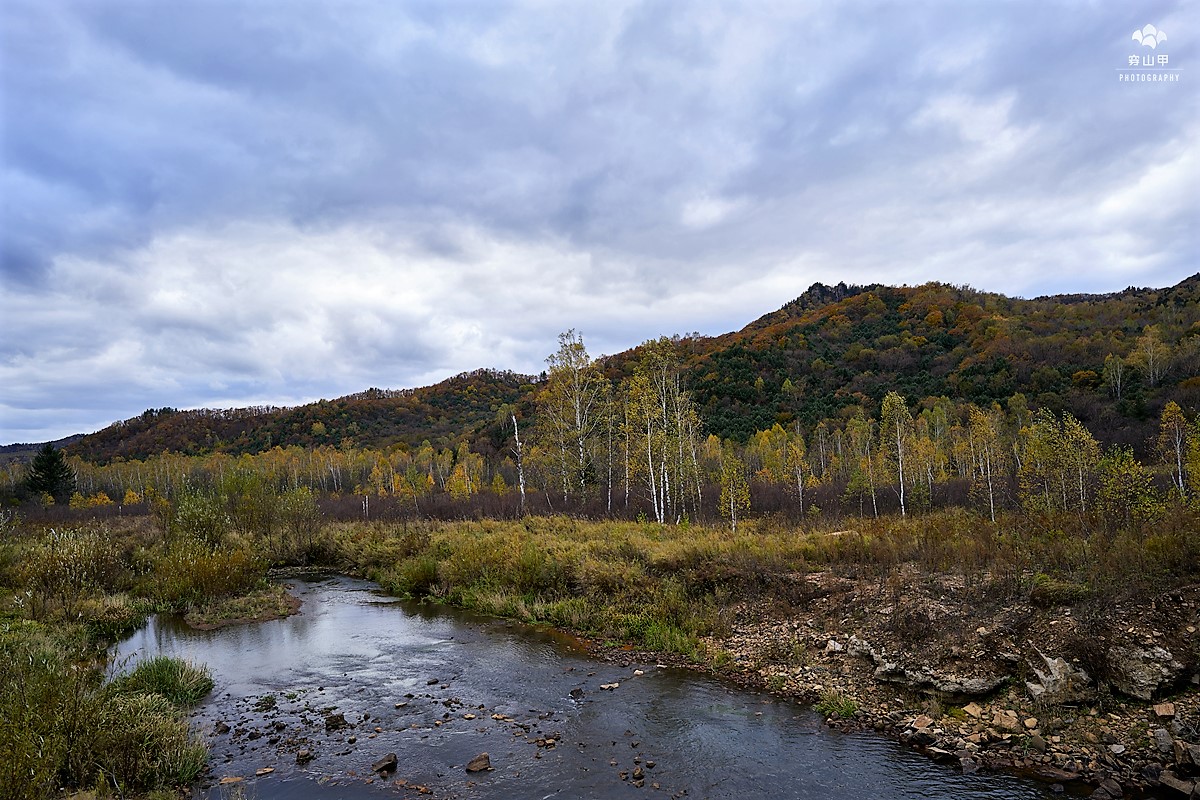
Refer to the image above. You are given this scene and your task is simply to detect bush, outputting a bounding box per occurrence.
[381,555,441,598]
[146,534,265,605]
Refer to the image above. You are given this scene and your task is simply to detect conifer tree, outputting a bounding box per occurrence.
[26,444,76,502]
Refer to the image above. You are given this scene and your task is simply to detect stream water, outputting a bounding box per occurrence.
[114,575,1074,799]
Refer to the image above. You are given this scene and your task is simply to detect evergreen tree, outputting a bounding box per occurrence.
[26,444,76,502]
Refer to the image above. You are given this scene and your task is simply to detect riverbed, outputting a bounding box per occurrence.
[114,575,1074,799]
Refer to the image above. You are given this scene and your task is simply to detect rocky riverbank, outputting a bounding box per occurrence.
[687,570,1200,798]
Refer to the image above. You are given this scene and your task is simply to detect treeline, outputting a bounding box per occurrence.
[48,277,1200,469]
[9,332,1200,532]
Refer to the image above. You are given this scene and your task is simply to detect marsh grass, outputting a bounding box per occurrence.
[94,692,209,788]
[0,623,211,799]
[109,655,214,708]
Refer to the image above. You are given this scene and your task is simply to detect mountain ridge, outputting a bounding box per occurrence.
[13,274,1199,464]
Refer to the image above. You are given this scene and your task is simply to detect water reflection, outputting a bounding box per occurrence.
[115,576,1068,800]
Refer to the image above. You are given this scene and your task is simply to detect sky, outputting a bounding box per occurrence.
[1,1,1197,445]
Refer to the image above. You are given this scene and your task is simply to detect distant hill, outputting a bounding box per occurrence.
[58,275,1200,464]
[67,370,535,464]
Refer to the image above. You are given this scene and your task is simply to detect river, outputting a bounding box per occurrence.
[114,575,1074,799]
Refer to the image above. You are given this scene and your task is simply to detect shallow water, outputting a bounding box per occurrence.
[114,575,1073,799]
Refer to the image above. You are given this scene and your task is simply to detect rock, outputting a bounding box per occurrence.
[1155,728,1175,755]
[255,767,275,776]
[1090,777,1123,799]
[911,714,935,730]
[1175,740,1200,767]
[1159,771,1196,796]
[325,712,349,731]
[214,720,231,734]
[1025,649,1094,704]
[1107,645,1185,701]
[1109,744,1126,755]
[296,748,314,764]
[373,753,398,774]
[634,669,644,676]
[569,688,584,699]
[963,702,982,719]
[1029,734,1048,753]
[1024,717,1038,730]
[871,660,1005,699]
[1155,702,1177,720]
[426,678,440,685]
[960,757,979,774]
[600,682,620,690]
[847,635,875,659]
[466,753,491,773]
[218,776,243,785]
[825,639,844,653]
[993,711,1022,732]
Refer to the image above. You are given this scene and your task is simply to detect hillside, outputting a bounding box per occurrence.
[67,370,535,464]
[685,276,1200,444]
[62,276,1200,464]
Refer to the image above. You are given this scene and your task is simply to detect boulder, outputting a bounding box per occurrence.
[466,753,491,772]
[1025,649,1094,705]
[1175,740,1200,767]
[1107,645,1185,701]
[325,712,349,731]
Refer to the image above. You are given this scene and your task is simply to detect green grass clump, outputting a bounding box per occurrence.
[94,692,208,788]
[109,655,214,708]
[814,689,858,719]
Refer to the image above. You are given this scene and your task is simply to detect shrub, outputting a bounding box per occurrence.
[381,555,441,598]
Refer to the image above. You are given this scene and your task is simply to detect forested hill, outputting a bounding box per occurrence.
[68,370,536,464]
[683,276,1200,443]
[65,275,1199,464]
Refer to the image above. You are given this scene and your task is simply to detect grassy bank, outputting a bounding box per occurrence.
[319,504,1199,663]
[0,514,264,799]
[0,499,1195,796]
[0,620,210,799]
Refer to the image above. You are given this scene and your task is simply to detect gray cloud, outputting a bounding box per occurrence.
[1,0,1196,442]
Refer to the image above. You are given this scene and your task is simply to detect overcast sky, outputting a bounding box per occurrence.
[2,1,1196,444]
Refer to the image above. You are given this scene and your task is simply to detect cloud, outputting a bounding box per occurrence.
[1,0,1196,442]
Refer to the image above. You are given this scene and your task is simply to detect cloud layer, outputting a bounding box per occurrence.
[2,1,1196,443]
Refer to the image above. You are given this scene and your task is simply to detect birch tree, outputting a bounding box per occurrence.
[538,330,607,501]
[879,391,913,517]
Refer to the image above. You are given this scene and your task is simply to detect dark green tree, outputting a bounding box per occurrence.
[26,444,76,502]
